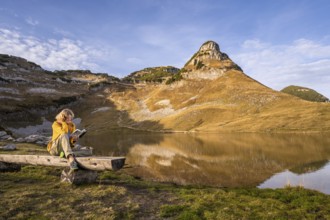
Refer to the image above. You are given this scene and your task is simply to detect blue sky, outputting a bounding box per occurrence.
[1,0,330,97]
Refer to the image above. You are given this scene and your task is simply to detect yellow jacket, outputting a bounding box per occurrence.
[51,121,76,143]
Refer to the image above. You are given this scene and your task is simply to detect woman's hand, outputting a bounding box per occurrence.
[71,134,78,142]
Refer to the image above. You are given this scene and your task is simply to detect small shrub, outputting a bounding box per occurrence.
[196,61,204,69]
[166,72,183,84]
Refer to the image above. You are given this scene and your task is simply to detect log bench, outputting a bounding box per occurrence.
[0,154,126,184]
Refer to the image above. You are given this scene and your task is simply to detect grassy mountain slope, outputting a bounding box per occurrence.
[107,68,330,132]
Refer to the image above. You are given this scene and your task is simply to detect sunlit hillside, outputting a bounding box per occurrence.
[102,41,330,132]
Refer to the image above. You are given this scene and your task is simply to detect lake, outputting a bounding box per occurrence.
[80,130,330,194]
[7,120,330,194]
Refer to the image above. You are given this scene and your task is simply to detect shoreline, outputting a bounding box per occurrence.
[1,142,330,219]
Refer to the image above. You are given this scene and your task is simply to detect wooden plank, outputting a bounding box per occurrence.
[0,154,126,171]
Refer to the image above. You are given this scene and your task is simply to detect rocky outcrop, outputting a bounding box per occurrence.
[0,54,43,71]
[0,130,50,146]
[0,53,121,128]
[182,41,242,80]
[123,66,180,84]
[189,41,229,62]
[0,144,16,151]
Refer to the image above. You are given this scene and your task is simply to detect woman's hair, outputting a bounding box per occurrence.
[55,108,74,122]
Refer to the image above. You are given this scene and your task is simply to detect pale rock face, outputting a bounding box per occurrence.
[182,68,225,80]
[183,41,239,80]
[185,41,229,68]
[198,41,226,61]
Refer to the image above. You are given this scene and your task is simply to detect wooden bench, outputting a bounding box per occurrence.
[0,154,126,184]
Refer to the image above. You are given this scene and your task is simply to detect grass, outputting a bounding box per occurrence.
[123,66,180,83]
[281,85,329,102]
[1,166,329,220]
[161,187,330,220]
[165,72,183,84]
[110,69,330,133]
[0,143,329,219]
[0,142,48,155]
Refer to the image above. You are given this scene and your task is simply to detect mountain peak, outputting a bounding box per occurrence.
[183,41,242,79]
[198,41,226,60]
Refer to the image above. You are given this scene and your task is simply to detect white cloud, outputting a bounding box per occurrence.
[0,28,105,71]
[26,17,39,26]
[53,28,74,38]
[232,39,330,98]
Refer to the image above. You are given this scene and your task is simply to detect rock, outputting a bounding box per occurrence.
[36,141,46,146]
[24,134,40,143]
[24,134,49,143]
[16,137,25,142]
[3,134,51,145]
[182,41,242,80]
[18,134,51,146]
[0,135,11,140]
[0,144,16,151]
[0,131,7,137]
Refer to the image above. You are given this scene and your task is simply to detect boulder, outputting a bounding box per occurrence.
[0,135,12,140]
[0,131,7,137]
[0,144,16,151]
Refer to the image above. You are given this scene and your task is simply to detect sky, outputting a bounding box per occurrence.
[0,0,330,97]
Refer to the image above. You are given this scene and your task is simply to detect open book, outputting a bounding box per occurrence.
[71,128,87,138]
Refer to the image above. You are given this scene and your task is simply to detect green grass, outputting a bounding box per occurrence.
[124,66,180,83]
[281,85,329,102]
[138,70,172,83]
[1,143,329,219]
[166,72,183,84]
[0,141,48,155]
[1,165,329,219]
[162,187,330,220]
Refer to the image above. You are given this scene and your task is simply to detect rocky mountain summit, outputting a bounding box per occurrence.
[182,41,242,80]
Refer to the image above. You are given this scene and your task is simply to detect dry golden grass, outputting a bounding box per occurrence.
[106,69,330,132]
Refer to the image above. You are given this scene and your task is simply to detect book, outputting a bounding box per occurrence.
[71,128,87,138]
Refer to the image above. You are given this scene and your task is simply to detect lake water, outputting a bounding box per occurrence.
[8,121,330,194]
[80,130,330,194]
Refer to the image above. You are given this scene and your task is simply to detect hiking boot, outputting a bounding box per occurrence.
[69,160,79,170]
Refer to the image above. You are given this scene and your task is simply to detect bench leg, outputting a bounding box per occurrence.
[0,162,21,172]
[60,167,98,185]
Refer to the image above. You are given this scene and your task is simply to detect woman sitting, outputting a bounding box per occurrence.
[47,108,79,170]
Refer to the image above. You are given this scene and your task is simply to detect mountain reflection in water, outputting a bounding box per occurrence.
[259,161,330,194]
[82,131,330,194]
